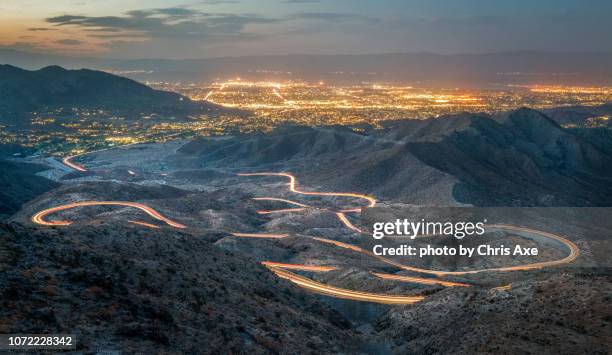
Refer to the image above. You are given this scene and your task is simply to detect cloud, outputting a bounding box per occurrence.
[27,27,58,31]
[83,27,123,32]
[290,12,377,23]
[47,15,88,23]
[45,7,278,41]
[55,39,83,45]
[0,41,46,52]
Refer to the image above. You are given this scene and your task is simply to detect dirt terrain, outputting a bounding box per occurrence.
[3,109,612,353]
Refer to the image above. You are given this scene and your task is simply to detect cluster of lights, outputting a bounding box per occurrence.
[3,80,611,156]
[151,80,612,129]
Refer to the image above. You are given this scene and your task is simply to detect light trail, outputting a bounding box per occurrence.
[62,139,213,178]
[372,272,470,287]
[268,267,424,305]
[237,172,376,209]
[252,197,310,208]
[231,232,289,239]
[254,228,576,302]
[31,201,186,229]
[272,88,285,100]
[261,262,336,272]
[252,239,426,303]
[36,170,577,305]
[492,284,512,291]
[61,141,146,172]
[235,175,579,303]
[312,236,367,252]
[238,172,375,232]
[251,197,309,214]
[258,208,307,214]
[335,212,363,233]
[128,220,161,229]
[62,156,87,172]
[312,224,579,276]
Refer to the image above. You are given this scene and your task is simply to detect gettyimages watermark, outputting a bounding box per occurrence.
[369,218,537,257]
[359,207,611,267]
[372,218,487,239]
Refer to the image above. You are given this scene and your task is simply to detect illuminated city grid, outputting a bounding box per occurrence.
[154,80,612,125]
[1,81,610,156]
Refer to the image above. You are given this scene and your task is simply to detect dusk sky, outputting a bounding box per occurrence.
[1,0,611,59]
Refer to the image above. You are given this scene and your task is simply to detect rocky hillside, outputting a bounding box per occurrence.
[0,222,359,353]
[175,108,612,206]
[0,160,58,219]
[403,108,612,205]
[376,269,611,354]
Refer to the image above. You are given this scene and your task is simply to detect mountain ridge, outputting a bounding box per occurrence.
[175,107,612,206]
[0,64,223,119]
[3,50,612,84]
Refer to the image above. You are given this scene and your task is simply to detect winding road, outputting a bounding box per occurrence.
[31,201,186,229]
[267,267,425,305]
[238,172,374,232]
[62,156,87,172]
[31,167,580,305]
[312,225,579,276]
[232,171,580,303]
[231,225,579,304]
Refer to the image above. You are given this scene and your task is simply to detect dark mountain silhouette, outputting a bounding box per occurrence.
[403,108,612,206]
[0,65,223,118]
[3,49,612,85]
[0,160,58,218]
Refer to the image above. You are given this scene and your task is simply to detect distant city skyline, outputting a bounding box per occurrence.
[1,0,612,59]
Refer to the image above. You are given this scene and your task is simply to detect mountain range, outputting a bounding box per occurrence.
[0,64,223,119]
[2,50,612,85]
[176,108,612,206]
[3,105,610,352]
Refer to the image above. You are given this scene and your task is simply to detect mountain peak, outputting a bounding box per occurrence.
[38,65,67,73]
[0,64,25,73]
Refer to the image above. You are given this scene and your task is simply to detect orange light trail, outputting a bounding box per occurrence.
[128,220,161,229]
[238,172,375,232]
[238,230,576,303]
[31,201,186,229]
[335,212,362,233]
[492,284,512,291]
[311,224,579,276]
[231,232,289,239]
[258,208,307,214]
[252,197,309,214]
[62,156,87,172]
[371,272,470,287]
[252,197,310,208]
[312,236,366,252]
[237,172,376,209]
[261,261,336,272]
[268,267,424,305]
[272,88,285,100]
[233,174,579,303]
